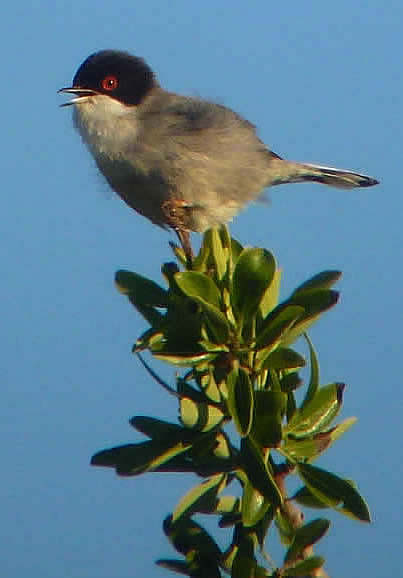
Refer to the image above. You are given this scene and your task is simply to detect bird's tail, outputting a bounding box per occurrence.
[269,158,379,189]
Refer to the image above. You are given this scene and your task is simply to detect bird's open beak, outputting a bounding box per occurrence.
[58,87,98,107]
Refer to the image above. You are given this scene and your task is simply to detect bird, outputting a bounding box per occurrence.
[59,50,378,260]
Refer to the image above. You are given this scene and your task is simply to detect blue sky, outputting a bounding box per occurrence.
[2,1,401,576]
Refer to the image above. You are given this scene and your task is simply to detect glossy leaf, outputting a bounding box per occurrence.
[283,555,325,576]
[263,348,306,371]
[227,368,254,437]
[241,480,270,527]
[292,486,329,510]
[256,305,304,351]
[281,290,339,346]
[240,438,283,507]
[254,504,275,549]
[172,473,226,523]
[283,433,333,462]
[209,227,227,281]
[251,391,287,448]
[175,271,221,308]
[180,397,224,431]
[286,383,345,437]
[200,301,231,343]
[153,350,218,367]
[175,272,230,343]
[232,248,276,318]
[292,270,342,296]
[285,417,357,462]
[200,370,221,403]
[284,518,330,562]
[259,268,282,318]
[297,463,371,522]
[301,334,320,407]
[212,432,233,459]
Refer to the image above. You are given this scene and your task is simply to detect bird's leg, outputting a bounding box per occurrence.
[162,199,194,268]
[175,228,193,268]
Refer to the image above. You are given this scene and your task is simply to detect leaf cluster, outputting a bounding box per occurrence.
[92,227,370,577]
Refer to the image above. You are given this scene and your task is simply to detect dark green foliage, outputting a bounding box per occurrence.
[94,226,370,577]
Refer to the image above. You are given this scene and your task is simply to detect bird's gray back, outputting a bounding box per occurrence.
[129,91,277,230]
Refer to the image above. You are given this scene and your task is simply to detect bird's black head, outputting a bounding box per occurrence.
[71,50,157,106]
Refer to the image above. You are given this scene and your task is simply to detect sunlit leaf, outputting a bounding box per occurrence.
[172,473,226,523]
[232,248,276,319]
[301,334,320,407]
[180,397,224,431]
[259,268,282,318]
[286,383,345,437]
[283,555,325,576]
[241,480,271,527]
[175,271,221,308]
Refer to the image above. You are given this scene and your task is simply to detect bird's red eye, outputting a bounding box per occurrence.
[101,75,119,91]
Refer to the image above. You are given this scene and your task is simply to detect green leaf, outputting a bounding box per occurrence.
[91,439,192,475]
[284,518,330,563]
[115,270,168,306]
[283,555,325,576]
[175,271,221,308]
[231,533,256,578]
[251,391,287,448]
[292,486,329,509]
[281,290,339,346]
[130,416,191,440]
[283,435,332,462]
[256,305,304,352]
[286,383,345,437]
[180,397,224,432]
[153,350,218,367]
[227,368,254,437]
[232,248,276,319]
[163,515,222,559]
[201,302,231,344]
[240,438,283,507]
[301,334,320,407]
[199,370,221,403]
[208,227,227,281]
[254,504,275,549]
[241,480,271,527]
[156,559,191,576]
[297,463,371,522]
[292,270,342,296]
[259,268,282,318]
[263,348,306,371]
[285,417,357,462]
[172,473,226,523]
[175,271,230,343]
